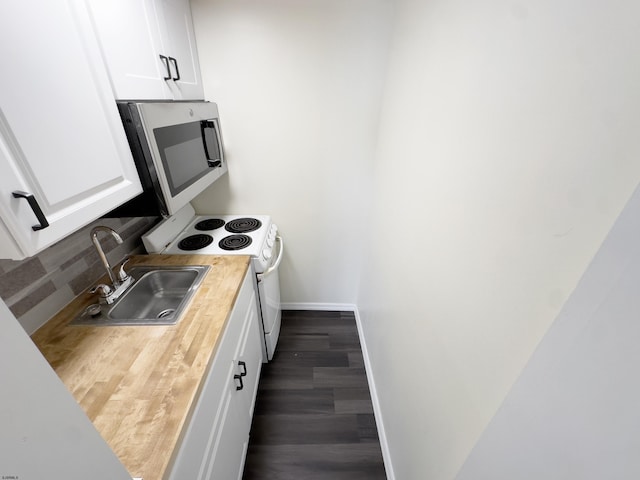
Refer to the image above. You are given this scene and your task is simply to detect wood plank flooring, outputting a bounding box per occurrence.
[242,310,387,480]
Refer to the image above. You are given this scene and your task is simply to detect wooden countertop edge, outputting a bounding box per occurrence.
[31,254,252,480]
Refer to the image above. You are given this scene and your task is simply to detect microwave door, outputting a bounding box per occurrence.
[200,120,223,168]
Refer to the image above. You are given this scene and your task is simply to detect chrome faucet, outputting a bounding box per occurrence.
[89,226,132,304]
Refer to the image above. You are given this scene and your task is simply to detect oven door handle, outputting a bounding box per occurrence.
[257,234,284,281]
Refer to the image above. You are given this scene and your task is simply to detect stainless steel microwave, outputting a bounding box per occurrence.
[108,101,227,218]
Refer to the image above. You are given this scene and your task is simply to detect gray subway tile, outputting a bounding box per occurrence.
[68,262,110,296]
[60,245,98,270]
[9,280,57,318]
[18,285,75,335]
[0,256,47,299]
[0,216,158,331]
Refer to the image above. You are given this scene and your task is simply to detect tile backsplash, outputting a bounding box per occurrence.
[0,216,157,334]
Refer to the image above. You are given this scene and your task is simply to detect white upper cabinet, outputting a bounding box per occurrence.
[160,0,204,99]
[87,0,204,100]
[0,0,142,260]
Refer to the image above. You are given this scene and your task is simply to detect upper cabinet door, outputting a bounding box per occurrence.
[0,0,142,260]
[87,0,204,101]
[160,0,205,100]
[86,0,172,100]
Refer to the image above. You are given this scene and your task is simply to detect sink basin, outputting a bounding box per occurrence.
[71,265,210,326]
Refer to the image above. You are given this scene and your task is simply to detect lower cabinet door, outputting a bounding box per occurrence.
[168,269,262,480]
[205,281,262,479]
[203,363,249,480]
[237,293,263,422]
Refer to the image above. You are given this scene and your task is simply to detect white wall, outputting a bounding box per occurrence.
[190,0,640,478]
[456,183,640,479]
[190,0,392,304]
[357,0,640,478]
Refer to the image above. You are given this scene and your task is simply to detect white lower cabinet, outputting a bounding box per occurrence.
[169,270,263,480]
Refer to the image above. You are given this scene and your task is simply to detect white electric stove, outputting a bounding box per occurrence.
[142,203,283,361]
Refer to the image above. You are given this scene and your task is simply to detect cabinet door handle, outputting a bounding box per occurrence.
[159,55,171,80]
[238,361,247,377]
[169,56,180,81]
[12,191,49,231]
[234,374,244,391]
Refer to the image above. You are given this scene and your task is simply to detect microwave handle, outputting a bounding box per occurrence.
[200,120,222,167]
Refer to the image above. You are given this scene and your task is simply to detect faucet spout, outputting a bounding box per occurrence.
[90,226,123,288]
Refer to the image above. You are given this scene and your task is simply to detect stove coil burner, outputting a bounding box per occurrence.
[194,218,225,231]
[225,218,262,234]
[219,234,253,251]
[177,234,214,251]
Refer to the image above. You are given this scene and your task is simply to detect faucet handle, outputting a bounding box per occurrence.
[116,258,131,282]
[90,283,113,297]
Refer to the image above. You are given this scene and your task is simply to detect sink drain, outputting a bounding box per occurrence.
[157,309,175,319]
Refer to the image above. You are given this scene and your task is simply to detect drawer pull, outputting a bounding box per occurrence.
[238,361,247,377]
[234,374,244,391]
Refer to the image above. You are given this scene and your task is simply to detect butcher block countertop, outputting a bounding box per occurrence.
[31,254,252,480]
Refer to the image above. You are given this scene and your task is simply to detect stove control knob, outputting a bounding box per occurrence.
[262,248,272,260]
[267,237,274,248]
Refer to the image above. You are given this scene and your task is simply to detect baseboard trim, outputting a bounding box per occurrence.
[281,302,359,311]
[279,302,395,480]
[352,306,395,480]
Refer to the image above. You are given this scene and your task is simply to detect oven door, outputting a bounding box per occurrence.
[256,234,284,361]
[138,102,227,215]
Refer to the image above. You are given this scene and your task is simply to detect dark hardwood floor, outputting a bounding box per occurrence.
[242,310,387,480]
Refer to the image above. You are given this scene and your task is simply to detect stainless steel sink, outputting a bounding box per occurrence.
[71,265,210,326]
